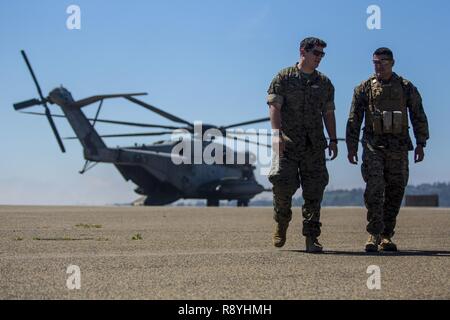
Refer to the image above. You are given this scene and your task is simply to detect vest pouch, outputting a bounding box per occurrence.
[392,111,403,134]
[382,111,393,133]
[372,110,383,135]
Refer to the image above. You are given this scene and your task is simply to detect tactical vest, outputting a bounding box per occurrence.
[365,75,409,136]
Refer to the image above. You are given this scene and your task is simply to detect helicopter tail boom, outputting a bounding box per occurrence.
[44,87,112,160]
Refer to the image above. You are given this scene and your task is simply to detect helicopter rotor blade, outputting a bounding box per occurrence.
[69,93,148,108]
[64,131,175,140]
[21,111,181,130]
[20,50,65,153]
[20,50,46,102]
[125,96,194,127]
[227,131,347,141]
[226,130,272,137]
[44,106,66,152]
[221,117,270,130]
[227,135,271,148]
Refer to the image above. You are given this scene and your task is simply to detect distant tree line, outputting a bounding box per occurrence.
[250,182,450,207]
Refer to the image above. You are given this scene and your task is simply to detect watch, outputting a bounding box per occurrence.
[273,130,283,137]
[417,142,426,147]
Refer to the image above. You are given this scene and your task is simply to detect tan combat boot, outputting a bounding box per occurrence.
[379,235,398,252]
[305,236,323,253]
[272,223,289,248]
[365,234,381,252]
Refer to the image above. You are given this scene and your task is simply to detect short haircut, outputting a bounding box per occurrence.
[300,37,327,52]
[373,47,394,59]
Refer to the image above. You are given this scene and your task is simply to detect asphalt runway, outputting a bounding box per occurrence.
[0,205,449,299]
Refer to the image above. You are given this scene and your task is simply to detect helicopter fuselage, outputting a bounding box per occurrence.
[47,87,264,205]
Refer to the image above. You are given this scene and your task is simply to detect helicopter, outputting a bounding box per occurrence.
[13,50,275,207]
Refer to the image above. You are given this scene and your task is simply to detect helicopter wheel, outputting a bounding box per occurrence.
[237,200,249,207]
[207,198,219,207]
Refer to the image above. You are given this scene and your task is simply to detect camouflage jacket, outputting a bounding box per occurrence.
[346,73,429,152]
[267,63,335,150]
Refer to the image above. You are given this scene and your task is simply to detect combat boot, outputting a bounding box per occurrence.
[305,236,323,253]
[272,223,289,248]
[379,235,398,252]
[365,234,380,252]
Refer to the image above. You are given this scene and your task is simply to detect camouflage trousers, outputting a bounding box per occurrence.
[361,145,409,237]
[268,144,329,237]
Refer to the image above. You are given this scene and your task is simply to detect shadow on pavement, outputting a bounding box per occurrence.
[284,250,450,257]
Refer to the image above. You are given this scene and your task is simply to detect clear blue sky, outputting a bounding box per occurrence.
[1,0,449,204]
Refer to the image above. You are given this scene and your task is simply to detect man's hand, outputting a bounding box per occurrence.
[272,135,285,157]
[414,145,425,163]
[348,150,358,164]
[328,141,338,160]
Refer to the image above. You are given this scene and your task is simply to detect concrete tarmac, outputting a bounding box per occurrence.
[0,205,449,299]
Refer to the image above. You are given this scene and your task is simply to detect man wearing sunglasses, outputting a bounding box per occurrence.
[346,47,429,252]
[267,37,337,253]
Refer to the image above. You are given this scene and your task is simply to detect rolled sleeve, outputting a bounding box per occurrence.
[323,82,335,112]
[267,93,284,106]
[267,74,284,106]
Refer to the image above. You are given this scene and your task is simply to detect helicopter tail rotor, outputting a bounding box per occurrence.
[15,50,66,153]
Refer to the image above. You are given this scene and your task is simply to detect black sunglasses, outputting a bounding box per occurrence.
[309,49,325,58]
[372,59,392,66]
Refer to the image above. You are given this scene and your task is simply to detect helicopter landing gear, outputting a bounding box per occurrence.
[207,198,219,207]
[237,199,249,207]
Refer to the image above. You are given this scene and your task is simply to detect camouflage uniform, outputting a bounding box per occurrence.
[267,63,335,238]
[346,73,429,237]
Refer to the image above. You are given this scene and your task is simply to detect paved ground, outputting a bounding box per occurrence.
[0,205,449,299]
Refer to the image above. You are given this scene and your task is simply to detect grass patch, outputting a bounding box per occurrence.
[75,223,102,229]
[14,237,24,241]
[32,237,96,241]
[131,233,143,240]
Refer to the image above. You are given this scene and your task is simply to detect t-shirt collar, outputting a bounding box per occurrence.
[295,62,318,82]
